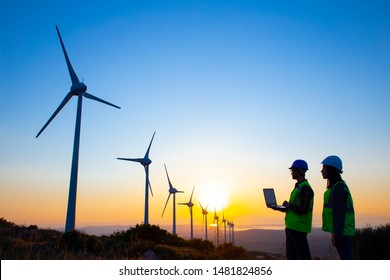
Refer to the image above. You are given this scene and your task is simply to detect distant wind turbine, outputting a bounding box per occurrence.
[221,209,227,243]
[213,208,220,246]
[199,202,209,240]
[179,186,195,240]
[117,131,156,224]
[228,219,235,244]
[161,164,184,234]
[36,25,120,232]
[227,219,232,242]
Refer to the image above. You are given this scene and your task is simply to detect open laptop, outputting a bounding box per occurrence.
[263,188,286,209]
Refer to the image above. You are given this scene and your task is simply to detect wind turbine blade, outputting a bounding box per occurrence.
[84,93,121,109]
[55,25,79,85]
[36,92,73,138]
[148,180,153,197]
[144,165,153,197]
[144,131,156,158]
[117,157,143,163]
[164,164,173,189]
[189,186,195,202]
[161,193,171,217]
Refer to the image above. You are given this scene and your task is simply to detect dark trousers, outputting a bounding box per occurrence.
[335,235,353,260]
[285,228,312,260]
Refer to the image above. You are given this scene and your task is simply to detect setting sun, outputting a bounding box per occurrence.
[197,182,230,212]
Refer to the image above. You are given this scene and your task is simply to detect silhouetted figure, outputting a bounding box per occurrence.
[321,155,355,260]
[272,159,314,260]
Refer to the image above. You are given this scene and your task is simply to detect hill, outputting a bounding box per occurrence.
[1,218,389,259]
[0,218,282,260]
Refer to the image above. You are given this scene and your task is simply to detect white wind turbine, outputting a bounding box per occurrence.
[117,131,156,224]
[161,164,184,234]
[36,26,120,232]
[179,186,195,240]
[213,208,220,246]
[199,202,209,240]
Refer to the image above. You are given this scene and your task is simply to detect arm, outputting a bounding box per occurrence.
[285,185,313,214]
[332,183,348,242]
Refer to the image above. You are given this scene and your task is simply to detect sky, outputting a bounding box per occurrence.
[1,0,389,235]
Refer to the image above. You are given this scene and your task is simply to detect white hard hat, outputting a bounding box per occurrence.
[321,155,343,172]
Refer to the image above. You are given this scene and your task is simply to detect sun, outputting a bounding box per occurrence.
[197,182,230,212]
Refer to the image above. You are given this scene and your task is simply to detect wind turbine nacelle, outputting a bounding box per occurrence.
[142,158,152,166]
[71,82,87,94]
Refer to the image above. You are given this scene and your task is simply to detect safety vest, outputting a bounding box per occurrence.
[322,182,355,236]
[285,180,314,233]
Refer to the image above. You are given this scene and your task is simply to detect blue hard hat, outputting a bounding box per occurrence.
[289,159,308,170]
[321,155,343,172]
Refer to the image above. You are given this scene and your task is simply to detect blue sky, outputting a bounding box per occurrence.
[1,0,389,231]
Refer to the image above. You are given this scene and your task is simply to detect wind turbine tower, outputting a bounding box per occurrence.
[179,186,195,239]
[162,164,184,234]
[230,220,235,244]
[221,209,227,243]
[227,219,232,243]
[213,208,220,246]
[117,131,156,224]
[199,202,209,240]
[36,26,120,232]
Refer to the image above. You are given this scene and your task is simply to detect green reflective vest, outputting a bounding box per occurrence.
[285,180,314,233]
[322,182,355,236]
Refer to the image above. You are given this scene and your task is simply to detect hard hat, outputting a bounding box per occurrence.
[321,155,343,172]
[289,159,308,170]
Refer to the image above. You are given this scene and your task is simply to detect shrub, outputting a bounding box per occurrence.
[354,224,390,259]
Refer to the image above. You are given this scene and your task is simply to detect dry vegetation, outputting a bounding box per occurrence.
[0,217,278,260]
[1,217,389,260]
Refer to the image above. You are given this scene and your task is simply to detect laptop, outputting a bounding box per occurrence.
[263,188,286,209]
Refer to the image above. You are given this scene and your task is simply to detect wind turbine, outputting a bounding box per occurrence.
[117,131,156,224]
[229,219,235,244]
[36,26,120,232]
[227,219,232,242]
[179,186,195,240]
[221,209,227,243]
[199,202,209,240]
[161,164,184,234]
[213,208,220,246]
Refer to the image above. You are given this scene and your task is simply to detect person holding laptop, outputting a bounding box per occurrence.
[272,159,314,260]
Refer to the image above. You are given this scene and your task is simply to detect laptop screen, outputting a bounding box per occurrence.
[263,188,277,206]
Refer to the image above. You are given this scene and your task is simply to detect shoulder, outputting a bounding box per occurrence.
[299,181,314,196]
[299,180,313,190]
[332,182,348,197]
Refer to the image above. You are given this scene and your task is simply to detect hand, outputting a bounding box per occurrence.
[331,234,342,247]
[282,201,290,208]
